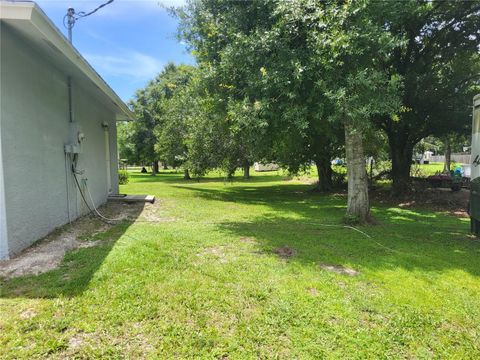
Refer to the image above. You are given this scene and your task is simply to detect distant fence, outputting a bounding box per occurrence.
[429,154,471,164]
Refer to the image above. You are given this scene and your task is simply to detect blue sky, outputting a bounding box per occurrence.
[36,0,195,102]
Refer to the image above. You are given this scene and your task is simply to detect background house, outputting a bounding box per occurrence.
[0,2,134,259]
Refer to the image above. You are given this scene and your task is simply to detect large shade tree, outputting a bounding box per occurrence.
[175,0,402,221]
[128,63,195,174]
[373,1,480,194]
[175,0,347,191]
[128,87,159,172]
[152,63,196,177]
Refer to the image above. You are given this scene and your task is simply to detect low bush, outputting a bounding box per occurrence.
[118,170,129,185]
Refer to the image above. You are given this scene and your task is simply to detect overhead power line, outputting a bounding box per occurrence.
[63,0,115,43]
[76,0,114,18]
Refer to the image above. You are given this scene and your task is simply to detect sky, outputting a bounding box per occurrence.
[35,0,195,102]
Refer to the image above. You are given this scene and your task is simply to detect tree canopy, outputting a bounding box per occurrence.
[174,0,405,221]
[121,63,196,174]
[123,0,479,223]
[371,1,480,193]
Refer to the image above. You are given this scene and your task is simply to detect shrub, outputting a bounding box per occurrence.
[118,170,129,185]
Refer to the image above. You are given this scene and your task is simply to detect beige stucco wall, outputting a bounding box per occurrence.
[0,24,119,259]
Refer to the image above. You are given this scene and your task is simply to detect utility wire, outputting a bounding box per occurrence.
[85,178,126,223]
[76,0,114,18]
[71,166,124,224]
[63,0,114,31]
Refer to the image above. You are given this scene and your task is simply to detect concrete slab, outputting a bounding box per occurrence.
[108,194,155,204]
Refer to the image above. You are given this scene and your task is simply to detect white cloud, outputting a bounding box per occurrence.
[84,51,163,79]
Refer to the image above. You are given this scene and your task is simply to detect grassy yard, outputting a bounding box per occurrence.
[1,170,479,359]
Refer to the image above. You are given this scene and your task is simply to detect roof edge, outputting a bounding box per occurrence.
[0,1,135,121]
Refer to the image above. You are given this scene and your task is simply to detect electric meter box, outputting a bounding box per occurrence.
[64,122,84,154]
[469,94,480,234]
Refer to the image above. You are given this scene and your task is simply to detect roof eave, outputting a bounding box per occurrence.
[0,1,135,121]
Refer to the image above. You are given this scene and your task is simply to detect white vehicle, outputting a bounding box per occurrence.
[254,162,280,172]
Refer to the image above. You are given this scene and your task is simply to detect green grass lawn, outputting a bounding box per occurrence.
[1,170,479,359]
[416,162,452,176]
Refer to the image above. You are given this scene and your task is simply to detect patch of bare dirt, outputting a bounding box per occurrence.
[104,201,146,222]
[197,245,231,264]
[19,309,37,319]
[65,331,101,355]
[239,236,257,244]
[68,334,85,349]
[201,246,226,256]
[307,287,319,296]
[77,240,102,248]
[135,201,177,223]
[320,264,359,276]
[285,175,316,185]
[370,187,469,217]
[0,201,145,279]
[273,246,297,259]
[0,230,85,278]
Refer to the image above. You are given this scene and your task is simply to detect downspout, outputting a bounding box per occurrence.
[102,121,112,194]
[68,76,73,123]
[65,15,75,221]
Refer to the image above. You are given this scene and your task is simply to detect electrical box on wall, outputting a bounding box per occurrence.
[64,122,85,154]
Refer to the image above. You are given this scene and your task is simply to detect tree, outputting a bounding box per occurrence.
[128,63,196,175]
[174,0,342,190]
[155,85,192,178]
[184,85,266,179]
[174,0,402,221]
[117,120,136,165]
[151,63,196,177]
[304,2,403,221]
[128,88,160,174]
[372,1,480,194]
[152,70,242,179]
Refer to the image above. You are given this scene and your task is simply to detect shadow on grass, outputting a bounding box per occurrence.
[173,183,344,206]
[175,185,479,276]
[218,216,480,276]
[0,205,144,299]
[128,171,290,185]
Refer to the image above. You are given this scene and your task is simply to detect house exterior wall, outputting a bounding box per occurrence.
[0,113,8,260]
[0,25,119,259]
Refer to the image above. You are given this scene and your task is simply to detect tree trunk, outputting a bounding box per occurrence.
[243,163,250,179]
[152,161,159,176]
[444,137,451,173]
[183,169,191,180]
[314,158,332,191]
[345,125,369,223]
[389,135,414,195]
